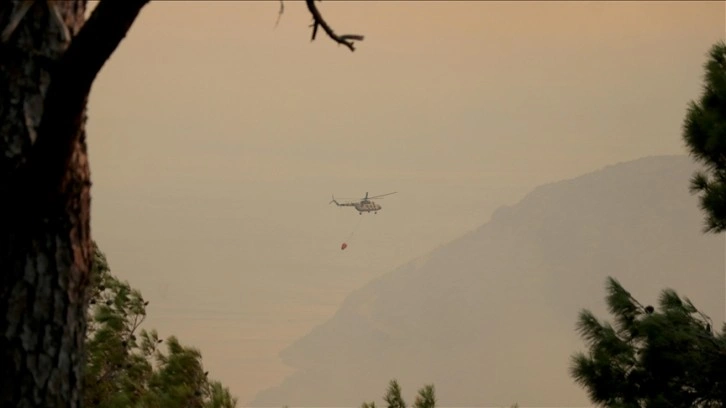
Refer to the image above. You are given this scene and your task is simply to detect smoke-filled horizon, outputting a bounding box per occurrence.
[87,2,725,404]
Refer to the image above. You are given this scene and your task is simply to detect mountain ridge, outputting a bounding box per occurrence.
[251,154,724,407]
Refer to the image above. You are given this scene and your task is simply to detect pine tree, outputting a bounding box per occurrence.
[570,277,726,406]
[83,243,237,407]
[363,380,436,408]
[384,380,407,408]
[413,384,436,408]
[683,41,726,232]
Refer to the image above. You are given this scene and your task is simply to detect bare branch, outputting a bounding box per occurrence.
[274,0,284,28]
[305,0,363,52]
[340,34,364,42]
[25,0,150,196]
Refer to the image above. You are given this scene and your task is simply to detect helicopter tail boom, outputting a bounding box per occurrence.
[330,195,357,207]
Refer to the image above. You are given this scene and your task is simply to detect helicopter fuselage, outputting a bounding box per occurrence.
[353,200,382,213]
[330,192,395,214]
[331,199,382,214]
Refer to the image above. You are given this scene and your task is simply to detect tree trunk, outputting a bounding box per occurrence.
[0,0,150,404]
[0,1,91,406]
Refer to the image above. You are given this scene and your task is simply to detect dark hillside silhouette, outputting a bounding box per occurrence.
[251,155,724,407]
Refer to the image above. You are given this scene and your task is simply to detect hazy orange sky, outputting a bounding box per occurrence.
[86,1,725,405]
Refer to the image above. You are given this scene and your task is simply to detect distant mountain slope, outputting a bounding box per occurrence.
[250,155,724,407]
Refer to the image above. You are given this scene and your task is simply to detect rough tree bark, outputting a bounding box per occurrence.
[0,1,149,406]
[0,1,358,406]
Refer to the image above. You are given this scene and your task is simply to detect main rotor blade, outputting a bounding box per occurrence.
[368,192,397,199]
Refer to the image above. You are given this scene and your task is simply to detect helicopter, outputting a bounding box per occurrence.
[329,192,397,215]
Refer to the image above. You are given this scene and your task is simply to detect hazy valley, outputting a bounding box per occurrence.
[251,155,724,407]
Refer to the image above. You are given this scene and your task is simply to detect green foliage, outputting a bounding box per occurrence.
[413,384,435,408]
[683,40,726,232]
[572,40,726,405]
[84,243,237,407]
[570,277,726,407]
[363,380,435,408]
[384,380,406,408]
